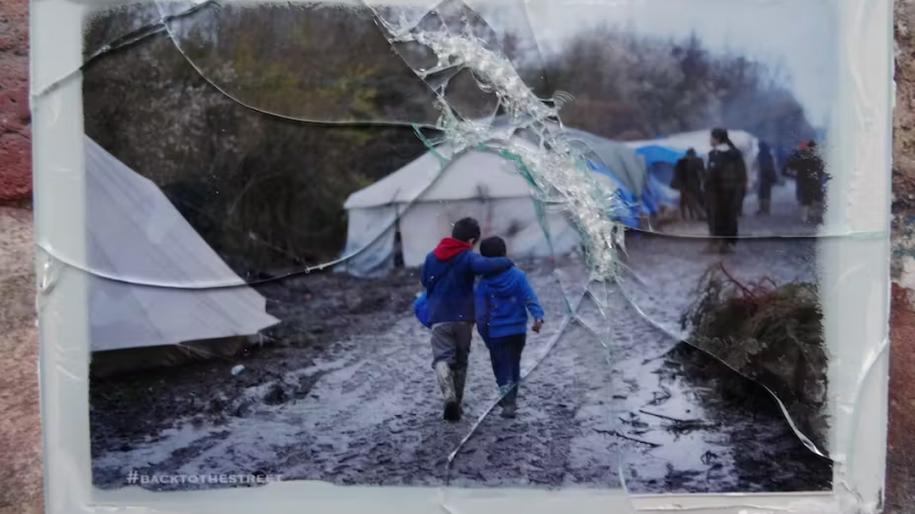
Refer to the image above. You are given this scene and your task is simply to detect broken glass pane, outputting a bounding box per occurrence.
[82,2,164,62]
[521,0,843,238]
[35,0,893,509]
[608,299,833,492]
[445,283,620,488]
[617,233,828,454]
[154,0,441,125]
[367,0,551,97]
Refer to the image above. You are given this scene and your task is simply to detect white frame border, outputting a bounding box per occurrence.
[31,0,893,512]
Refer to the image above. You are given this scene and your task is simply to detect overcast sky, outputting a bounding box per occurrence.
[346,0,837,127]
[516,0,837,127]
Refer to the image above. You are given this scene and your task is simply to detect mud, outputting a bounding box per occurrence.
[90,182,830,493]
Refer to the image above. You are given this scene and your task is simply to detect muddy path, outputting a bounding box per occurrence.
[90,182,830,493]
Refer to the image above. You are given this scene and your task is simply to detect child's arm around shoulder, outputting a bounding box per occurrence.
[474,280,491,337]
[467,252,513,275]
[420,253,432,288]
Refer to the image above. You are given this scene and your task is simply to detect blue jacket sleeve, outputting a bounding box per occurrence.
[520,273,545,320]
[467,253,513,275]
[420,254,431,289]
[474,283,490,337]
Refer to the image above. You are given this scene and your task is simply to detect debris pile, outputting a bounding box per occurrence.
[680,263,828,447]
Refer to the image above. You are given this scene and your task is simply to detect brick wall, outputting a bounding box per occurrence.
[888,1,915,511]
[0,0,30,205]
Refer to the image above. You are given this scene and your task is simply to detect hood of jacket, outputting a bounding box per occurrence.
[482,268,522,296]
[433,237,472,260]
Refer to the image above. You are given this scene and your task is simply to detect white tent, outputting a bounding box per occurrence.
[338,137,643,276]
[564,128,648,197]
[84,136,279,360]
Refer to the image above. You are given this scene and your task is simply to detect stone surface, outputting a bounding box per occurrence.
[887,284,915,513]
[0,1,40,513]
[889,1,915,512]
[0,207,40,514]
[0,0,30,205]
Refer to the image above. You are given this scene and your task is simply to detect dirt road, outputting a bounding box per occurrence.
[91,182,830,493]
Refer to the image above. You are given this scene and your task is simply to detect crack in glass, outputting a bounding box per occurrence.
[41,0,884,496]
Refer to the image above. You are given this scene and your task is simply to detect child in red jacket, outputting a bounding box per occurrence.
[421,218,513,422]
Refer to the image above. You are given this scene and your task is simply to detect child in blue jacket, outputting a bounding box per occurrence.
[474,237,544,418]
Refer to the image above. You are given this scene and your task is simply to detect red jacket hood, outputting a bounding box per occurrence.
[433,237,472,260]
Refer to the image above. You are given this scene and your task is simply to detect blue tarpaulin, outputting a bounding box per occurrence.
[564,129,685,226]
[634,144,685,166]
[642,173,678,214]
[635,144,684,186]
[585,159,641,228]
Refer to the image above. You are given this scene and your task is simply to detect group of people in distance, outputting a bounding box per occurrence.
[670,128,828,254]
[670,128,752,254]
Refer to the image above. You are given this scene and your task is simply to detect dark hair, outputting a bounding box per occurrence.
[711,127,737,151]
[686,148,697,156]
[452,217,481,242]
[480,236,507,257]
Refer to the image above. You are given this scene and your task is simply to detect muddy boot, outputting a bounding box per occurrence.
[499,384,517,418]
[453,366,467,416]
[434,361,460,422]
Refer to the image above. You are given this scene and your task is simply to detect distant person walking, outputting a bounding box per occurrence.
[784,140,827,223]
[756,141,778,215]
[419,217,514,422]
[784,141,802,201]
[705,128,747,253]
[672,148,706,221]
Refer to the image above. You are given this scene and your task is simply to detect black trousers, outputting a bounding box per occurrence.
[708,188,741,243]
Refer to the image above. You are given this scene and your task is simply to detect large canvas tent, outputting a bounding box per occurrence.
[563,129,647,198]
[564,129,674,218]
[84,136,279,375]
[338,134,646,277]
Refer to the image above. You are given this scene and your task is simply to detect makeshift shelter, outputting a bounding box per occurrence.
[84,136,279,376]
[626,129,761,187]
[564,129,670,219]
[633,145,685,185]
[338,135,646,277]
[563,129,647,198]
